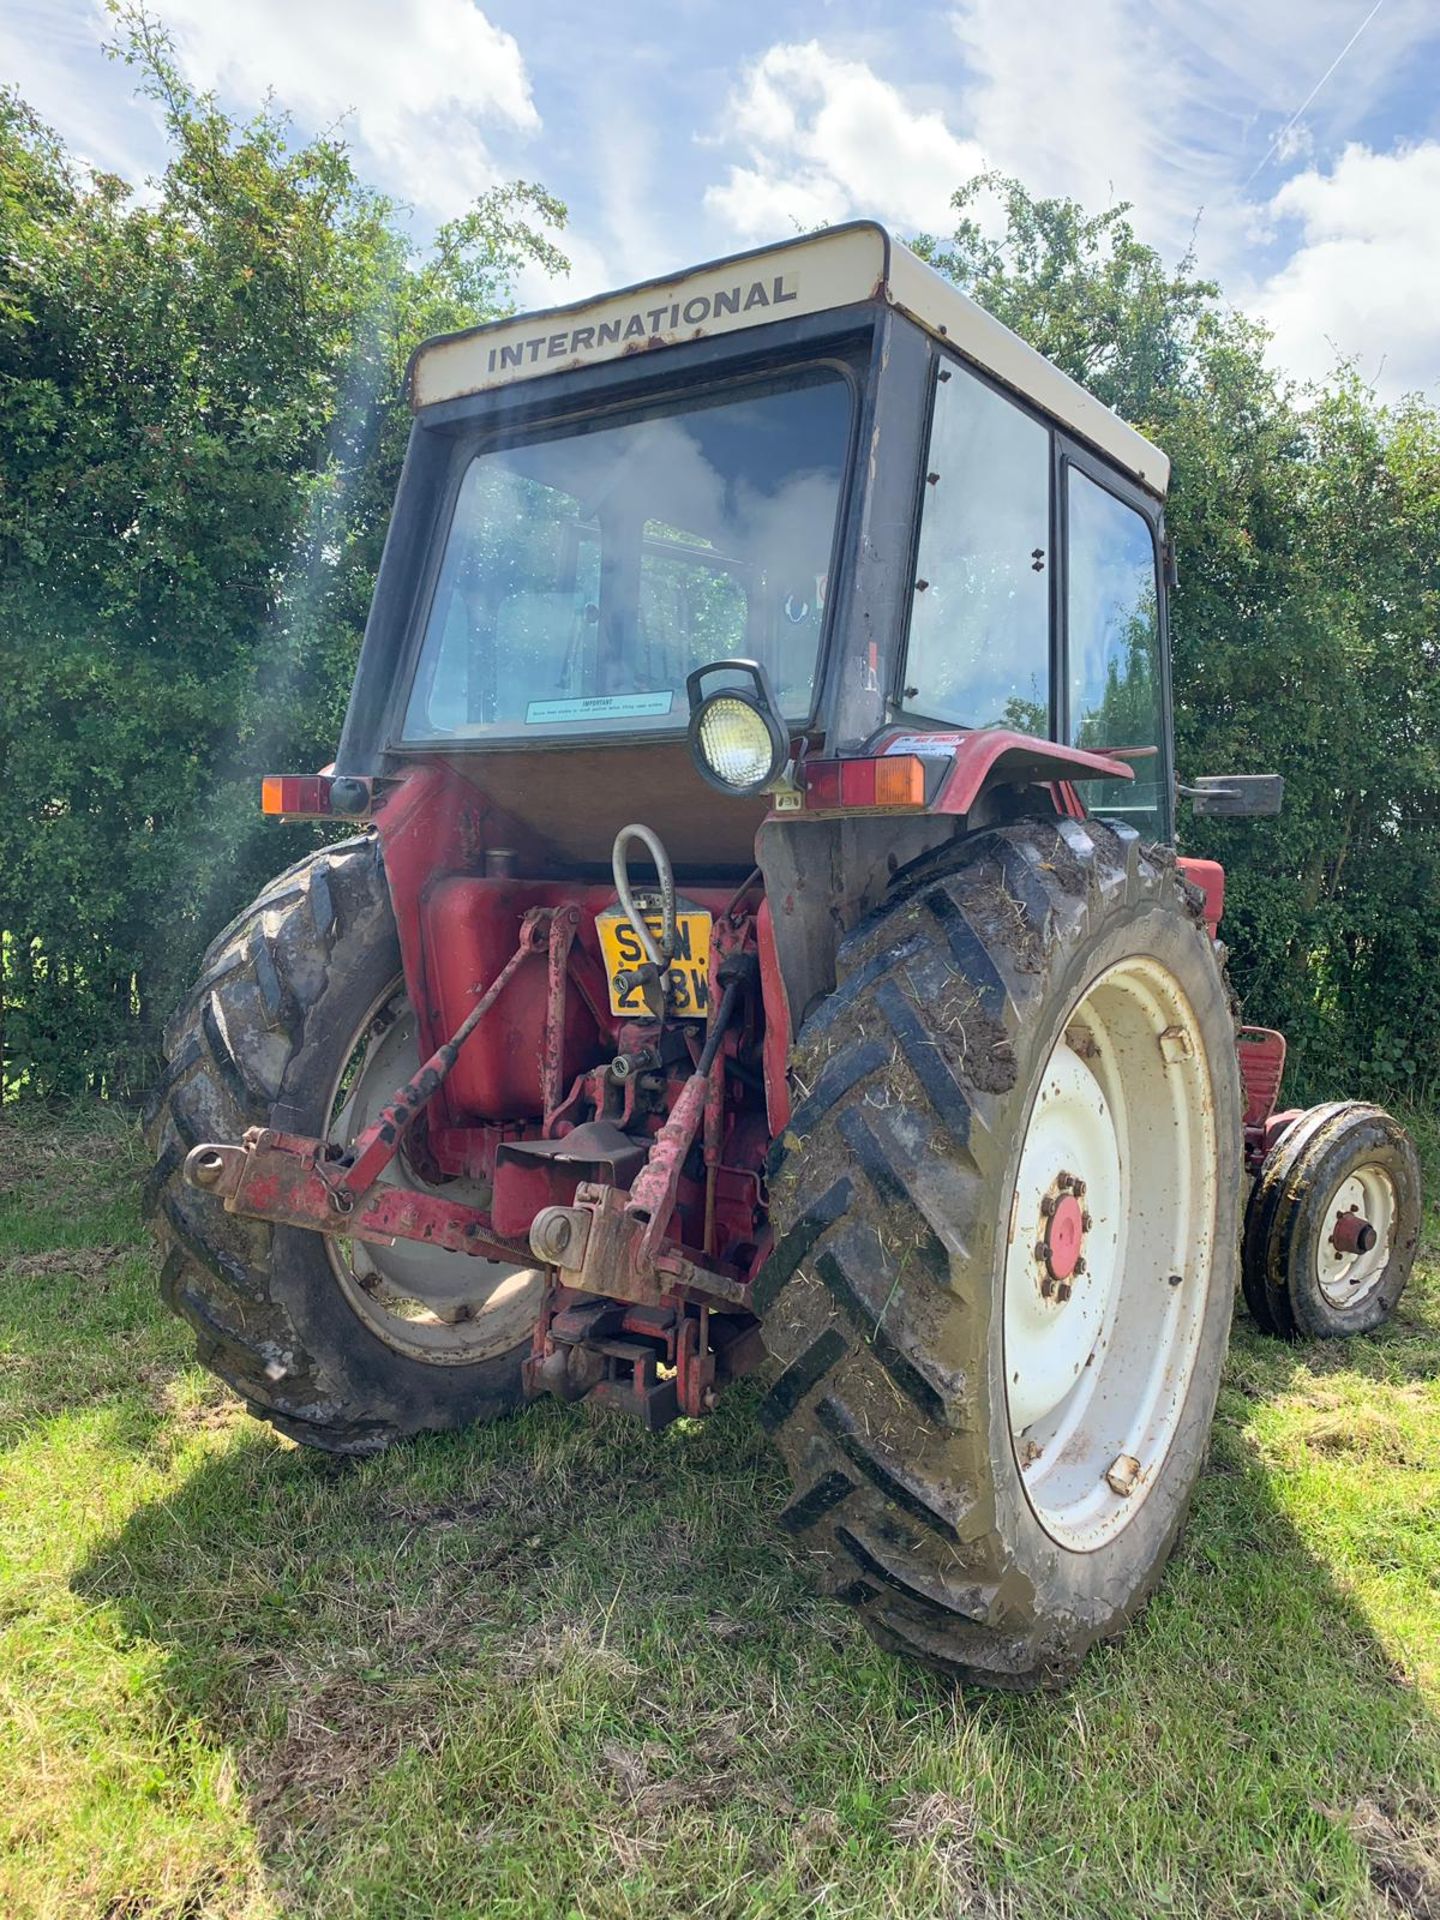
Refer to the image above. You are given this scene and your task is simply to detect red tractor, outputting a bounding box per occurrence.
[147,224,1421,1687]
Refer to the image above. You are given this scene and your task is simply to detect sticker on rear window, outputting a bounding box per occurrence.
[524,692,675,724]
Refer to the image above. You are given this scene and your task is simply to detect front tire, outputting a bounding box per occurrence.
[144,838,540,1454]
[1242,1103,1420,1340]
[759,816,1242,1687]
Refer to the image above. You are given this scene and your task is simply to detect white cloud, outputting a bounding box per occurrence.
[1249,141,1440,396]
[950,0,1194,246]
[704,42,986,239]
[143,0,538,219]
[511,230,615,313]
[703,8,1229,263]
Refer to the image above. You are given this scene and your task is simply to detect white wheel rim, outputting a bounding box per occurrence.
[1315,1165,1395,1308]
[1003,956,1217,1551]
[324,983,543,1365]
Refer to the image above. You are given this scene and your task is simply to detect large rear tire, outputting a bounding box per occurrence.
[759,816,1242,1687]
[143,838,541,1454]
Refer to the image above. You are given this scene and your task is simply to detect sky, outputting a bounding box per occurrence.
[4,0,1440,400]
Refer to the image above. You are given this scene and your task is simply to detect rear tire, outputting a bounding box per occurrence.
[143,838,536,1454]
[759,816,1242,1688]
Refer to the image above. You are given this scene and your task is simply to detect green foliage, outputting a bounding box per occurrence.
[917,176,1440,1098]
[3,80,1436,1102]
[0,11,566,1096]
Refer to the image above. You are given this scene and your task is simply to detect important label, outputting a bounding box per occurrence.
[525,692,674,724]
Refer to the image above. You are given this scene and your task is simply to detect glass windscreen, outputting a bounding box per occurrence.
[402,367,853,741]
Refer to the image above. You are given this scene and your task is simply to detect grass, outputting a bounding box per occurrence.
[0,1104,1437,1920]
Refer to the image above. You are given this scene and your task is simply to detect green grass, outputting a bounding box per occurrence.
[1,1104,1437,1920]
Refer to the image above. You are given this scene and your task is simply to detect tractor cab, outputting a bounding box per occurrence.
[338,222,1174,858]
[152,225,1420,1692]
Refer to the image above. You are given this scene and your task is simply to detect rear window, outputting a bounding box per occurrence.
[401,367,854,742]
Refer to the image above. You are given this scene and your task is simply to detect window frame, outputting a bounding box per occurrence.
[891,348,1173,846]
[891,345,1063,739]
[1056,434,1174,845]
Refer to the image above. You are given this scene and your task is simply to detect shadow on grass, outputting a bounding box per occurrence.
[72,1336,1440,1920]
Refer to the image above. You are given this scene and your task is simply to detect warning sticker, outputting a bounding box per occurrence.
[525,691,675,724]
[881,732,966,758]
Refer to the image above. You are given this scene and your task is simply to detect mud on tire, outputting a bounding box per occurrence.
[143,838,530,1453]
[1242,1101,1421,1341]
[758,816,1242,1688]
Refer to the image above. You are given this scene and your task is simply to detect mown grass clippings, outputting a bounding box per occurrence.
[0,1104,1436,1918]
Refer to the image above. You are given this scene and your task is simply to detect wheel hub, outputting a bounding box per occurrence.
[1330,1208,1377,1257]
[1316,1168,1395,1306]
[1038,1176,1088,1297]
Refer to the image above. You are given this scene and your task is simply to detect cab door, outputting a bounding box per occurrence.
[1056,439,1174,844]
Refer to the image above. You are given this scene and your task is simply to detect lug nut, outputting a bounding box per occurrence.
[1074,1257,1087,1276]
[1071,1178,1086,1200]
[1056,1171,1074,1192]
[1040,1194,1058,1218]
[1106,1453,1142,1497]
[1081,1211,1093,1232]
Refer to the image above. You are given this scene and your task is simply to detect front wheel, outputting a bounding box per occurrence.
[759,816,1241,1687]
[1242,1103,1420,1340]
[144,838,543,1453]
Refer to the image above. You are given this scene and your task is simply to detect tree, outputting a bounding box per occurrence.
[916,177,1440,1096]
[0,11,567,1096]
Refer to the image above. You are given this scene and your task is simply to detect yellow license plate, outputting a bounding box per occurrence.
[596,906,712,1018]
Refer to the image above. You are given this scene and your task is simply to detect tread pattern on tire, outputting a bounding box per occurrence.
[1242,1101,1420,1340]
[144,836,523,1454]
[759,813,1236,1688]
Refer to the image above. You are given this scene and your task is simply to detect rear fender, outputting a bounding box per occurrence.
[869,727,1135,814]
[756,729,1132,1048]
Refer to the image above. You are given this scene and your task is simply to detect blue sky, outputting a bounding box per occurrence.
[5,0,1439,397]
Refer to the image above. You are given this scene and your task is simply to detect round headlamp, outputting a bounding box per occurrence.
[689,687,788,795]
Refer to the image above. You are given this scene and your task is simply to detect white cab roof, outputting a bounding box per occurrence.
[409,222,1170,498]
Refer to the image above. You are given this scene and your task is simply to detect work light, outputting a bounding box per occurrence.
[686,660,789,796]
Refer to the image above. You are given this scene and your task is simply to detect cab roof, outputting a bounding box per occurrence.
[408,221,1170,499]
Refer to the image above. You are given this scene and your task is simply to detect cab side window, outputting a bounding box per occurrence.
[904,361,1051,733]
[1066,468,1167,840]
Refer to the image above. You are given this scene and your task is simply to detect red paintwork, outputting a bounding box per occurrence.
[756,896,791,1136]
[1046,1192,1084,1280]
[624,1067,710,1261]
[1236,1026,1291,1173]
[341,915,547,1197]
[417,871,735,1122]
[873,729,1135,814]
[1236,1026,1287,1130]
[222,1129,526,1263]
[1330,1209,1378,1254]
[1177,857,1225,937]
[541,907,582,1127]
[357,762,771,1293]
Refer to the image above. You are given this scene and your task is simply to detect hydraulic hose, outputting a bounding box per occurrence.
[611,823,677,969]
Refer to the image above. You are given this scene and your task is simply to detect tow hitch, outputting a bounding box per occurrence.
[527,949,757,1305]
